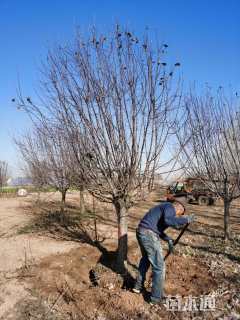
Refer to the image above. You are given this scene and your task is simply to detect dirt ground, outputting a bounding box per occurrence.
[0,190,239,320]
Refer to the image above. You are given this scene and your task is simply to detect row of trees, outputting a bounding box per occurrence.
[178,91,240,239]
[15,25,240,270]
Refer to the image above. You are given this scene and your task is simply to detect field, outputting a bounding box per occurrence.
[0,190,239,320]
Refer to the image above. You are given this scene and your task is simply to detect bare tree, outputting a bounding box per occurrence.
[16,134,49,189]
[16,25,182,270]
[15,125,72,208]
[0,161,9,190]
[68,149,86,215]
[178,89,240,239]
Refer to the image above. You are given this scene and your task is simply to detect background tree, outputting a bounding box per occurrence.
[15,125,72,209]
[17,25,182,270]
[177,89,240,239]
[68,147,87,215]
[0,161,9,190]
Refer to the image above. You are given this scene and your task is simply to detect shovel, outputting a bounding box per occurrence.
[164,222,190,261]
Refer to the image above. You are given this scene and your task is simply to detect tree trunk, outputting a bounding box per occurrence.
[223,200,230,240]
[114,201,128,272]
[60,189,67,213]
[79,187,85,215]
[61,190,67,204]
[92,196,98,241]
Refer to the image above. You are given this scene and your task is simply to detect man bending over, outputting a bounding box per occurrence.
[133,199,194,305]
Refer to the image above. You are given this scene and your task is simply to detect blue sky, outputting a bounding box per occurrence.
[0,0,239,175]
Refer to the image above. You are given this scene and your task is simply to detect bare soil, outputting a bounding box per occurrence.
[0,190,239,319]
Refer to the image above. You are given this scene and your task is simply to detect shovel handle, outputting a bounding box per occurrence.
[164,223,190,261]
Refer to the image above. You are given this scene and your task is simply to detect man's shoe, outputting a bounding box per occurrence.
[132,288,141,294]
[149,297,167,306]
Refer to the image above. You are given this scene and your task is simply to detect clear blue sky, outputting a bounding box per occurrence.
[0,0,239,176]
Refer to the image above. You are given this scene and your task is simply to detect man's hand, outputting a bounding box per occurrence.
[167,239,174,253]
[187,214,195,223]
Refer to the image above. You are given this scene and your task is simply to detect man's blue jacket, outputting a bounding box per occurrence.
[138,202,188,241]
